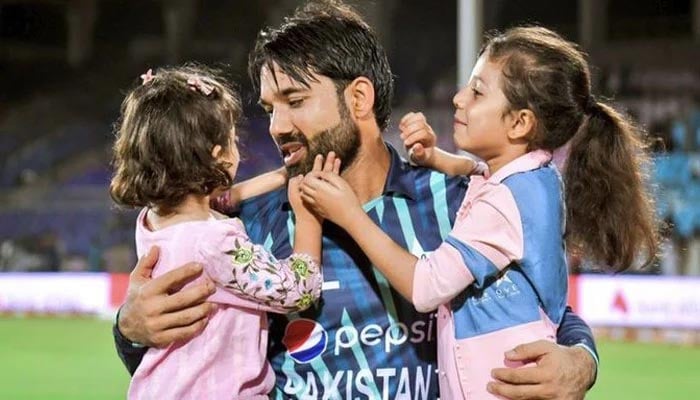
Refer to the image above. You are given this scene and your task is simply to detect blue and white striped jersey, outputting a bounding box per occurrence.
[236,143,597,400]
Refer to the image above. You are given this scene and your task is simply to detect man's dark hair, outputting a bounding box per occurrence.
[249,0,394,131]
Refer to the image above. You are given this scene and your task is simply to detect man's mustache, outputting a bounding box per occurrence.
[277,132,310,145]
[275,132,309,153]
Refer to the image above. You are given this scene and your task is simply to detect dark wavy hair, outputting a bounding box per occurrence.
[482,26,660,272]
[110,64,241,215]
[248,0,394,131]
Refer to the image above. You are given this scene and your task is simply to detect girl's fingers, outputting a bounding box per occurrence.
[300,182,317,197]
[300,191,317,205]
[412,143,426,159]
[403,120,425,132]
[302,174,337,197]
[323,152,337,172]
[403,131,423,148]
[399,111,425,128]
[317,171,347,189]
[401,122,433,139]
[408,144,422,163]
[399,112,416,127]
[332,158,342,174]
[400,121,423,138]
[301,172,323,189]
[403,130,433,148]
[312,154,324,172]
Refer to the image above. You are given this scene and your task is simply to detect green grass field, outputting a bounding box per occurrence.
[1,317,698,399]
[0,317,130,400]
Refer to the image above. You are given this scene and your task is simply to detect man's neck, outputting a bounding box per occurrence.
[341,137,391,204]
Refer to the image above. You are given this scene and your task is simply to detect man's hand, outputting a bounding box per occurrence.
[488,340,596,400]
[117,246,217,348]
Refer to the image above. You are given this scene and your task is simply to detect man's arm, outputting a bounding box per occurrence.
[112,247,216,374]
[555,305,599,368]
[488,306,598,400]
[113,312,148,375]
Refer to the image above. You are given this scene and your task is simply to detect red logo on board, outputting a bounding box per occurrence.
[611,290,628,314]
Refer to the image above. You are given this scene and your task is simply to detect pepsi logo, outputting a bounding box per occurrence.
[282,318,328,363]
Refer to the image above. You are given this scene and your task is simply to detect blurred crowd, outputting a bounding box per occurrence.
[1,0,699,276]
[3,72,699,276]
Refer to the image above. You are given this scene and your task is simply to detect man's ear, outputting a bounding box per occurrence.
[345,77,375,122]
[507,109,537,142]
[211,144,222,159]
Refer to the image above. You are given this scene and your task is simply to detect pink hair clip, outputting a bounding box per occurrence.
[140,68,155,85]
[187,76,214,96]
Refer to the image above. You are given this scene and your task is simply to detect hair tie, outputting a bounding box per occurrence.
[140,69,155,85]
[187,76,215,96]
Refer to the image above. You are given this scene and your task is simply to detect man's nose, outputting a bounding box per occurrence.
[269,108,293,138]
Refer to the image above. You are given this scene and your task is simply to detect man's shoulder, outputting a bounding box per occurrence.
[401,163,469,199]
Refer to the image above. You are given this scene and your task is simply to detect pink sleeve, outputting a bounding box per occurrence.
[412,184,524,312]
[196,219,322,314]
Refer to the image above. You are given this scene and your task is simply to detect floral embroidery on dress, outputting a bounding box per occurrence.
[295,292,315,309]
[291,256,312,279]
[223,238,321,312]
[231,247,254,265]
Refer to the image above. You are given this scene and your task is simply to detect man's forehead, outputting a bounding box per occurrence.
[260,63,318,94]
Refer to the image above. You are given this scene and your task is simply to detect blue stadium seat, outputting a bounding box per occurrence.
[653,153,692,187]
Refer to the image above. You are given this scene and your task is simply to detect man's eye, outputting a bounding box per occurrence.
[289,98,304,108]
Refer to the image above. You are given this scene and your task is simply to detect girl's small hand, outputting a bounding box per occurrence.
[288,175,322,226]
[399,112,437,167]
[210,190,234,214]
[290,152,342,224]
[287,175,305,213]
[310,151,342,175]
[300,170,361,228]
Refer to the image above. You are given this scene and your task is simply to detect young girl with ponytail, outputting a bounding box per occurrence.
[301,26,659,399]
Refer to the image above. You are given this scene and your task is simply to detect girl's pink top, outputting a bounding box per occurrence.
[128,209,322,399]
[412,151,566,399]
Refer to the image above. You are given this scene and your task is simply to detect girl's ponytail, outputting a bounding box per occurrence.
[564,100,660,272]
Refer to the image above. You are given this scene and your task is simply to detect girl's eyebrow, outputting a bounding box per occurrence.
[472,76,488,89]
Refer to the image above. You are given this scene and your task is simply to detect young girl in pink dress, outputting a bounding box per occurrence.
[110,65,325,399]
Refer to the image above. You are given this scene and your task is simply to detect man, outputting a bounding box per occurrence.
[114,2,598,399]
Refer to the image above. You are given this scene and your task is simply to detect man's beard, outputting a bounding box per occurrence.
[284,104,360,177]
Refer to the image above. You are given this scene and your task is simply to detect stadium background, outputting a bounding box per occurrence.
[1,0,699,398]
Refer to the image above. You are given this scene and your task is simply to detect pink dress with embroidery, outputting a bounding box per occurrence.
[128,209,322,399]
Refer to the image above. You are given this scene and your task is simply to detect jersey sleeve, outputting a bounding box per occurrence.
[557,305,600,381]
[197,218,322,314]
[412,184,524,312]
